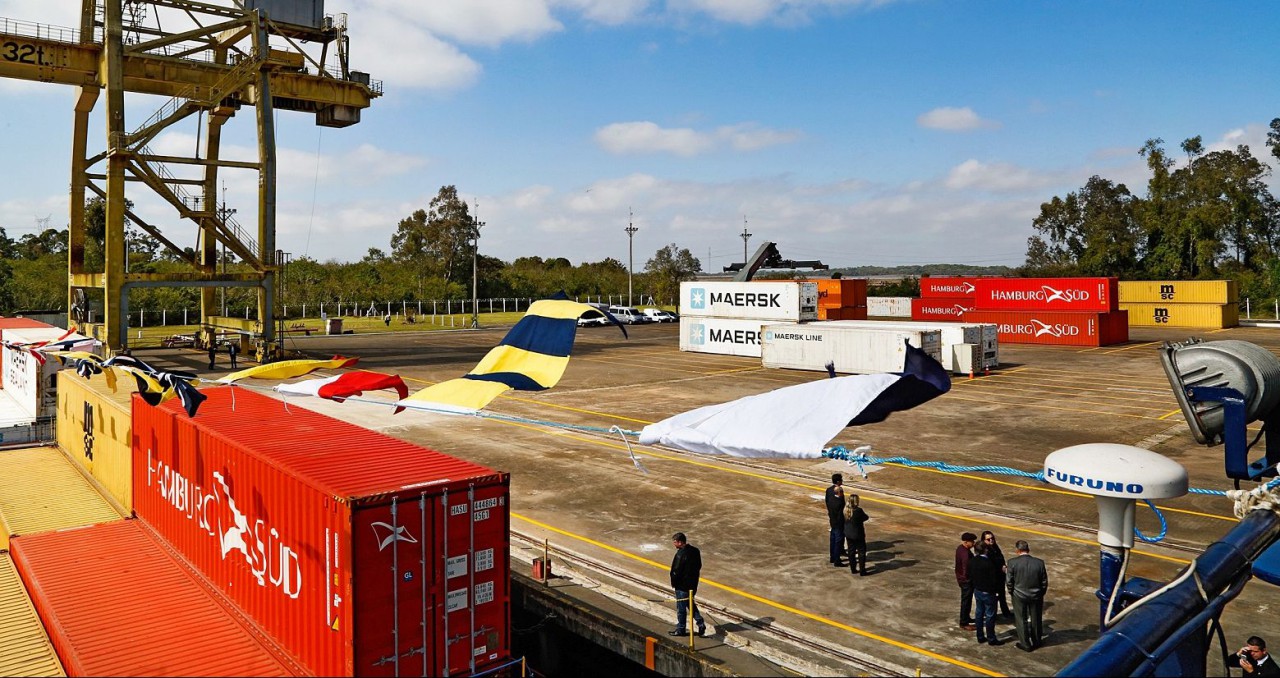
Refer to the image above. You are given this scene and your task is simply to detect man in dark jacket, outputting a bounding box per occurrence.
[825,473,845,567]
[1006,540,1049,651]
[669,532,706,637]
[970,542,1004,646]
[955,532,977,630]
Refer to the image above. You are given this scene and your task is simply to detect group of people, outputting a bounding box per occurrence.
[824,473,871,576]
[956,531,1049,651]
[206,340,239,369]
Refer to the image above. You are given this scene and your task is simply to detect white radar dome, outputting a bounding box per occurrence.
[1044,443,1188,549]
[1044,443,1187,499]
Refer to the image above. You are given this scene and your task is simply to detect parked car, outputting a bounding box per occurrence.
[607,305,651,325]
[642,308,678,323]
[576,312,608,327]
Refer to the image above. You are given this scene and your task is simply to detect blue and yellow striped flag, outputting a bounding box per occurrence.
[399,298,621,413]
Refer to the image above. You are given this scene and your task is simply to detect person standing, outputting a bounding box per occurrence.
[955,532,978,630]
[669,532,706,637]
[1006,540,1049,651]
[227,340,239,369]
[969,542,1004,645]
[843,494,870,576]
[825,474,846,567]
[1238,636,1280,676]
[982,531,1012,617]
[207,341,216,370]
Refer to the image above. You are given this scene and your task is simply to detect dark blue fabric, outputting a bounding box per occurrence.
[464,372,548,391]
[497,315,578,357]
[848,341,951,426]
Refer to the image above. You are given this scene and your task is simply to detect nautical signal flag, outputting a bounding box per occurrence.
[275,370,410,413]
[638,341,950,458]
[398,296,625,414]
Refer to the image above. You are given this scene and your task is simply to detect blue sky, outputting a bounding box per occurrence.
[2,1,1278,271]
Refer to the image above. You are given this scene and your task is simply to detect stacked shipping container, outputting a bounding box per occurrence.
[132,387,511,677]
[965,277,1128,346]
[678,281,817,357]
[1118,280,1239,328]
[916,276,1128,346]
[815,279,868,320]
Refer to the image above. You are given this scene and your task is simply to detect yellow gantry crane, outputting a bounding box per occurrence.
[0,0,380,359]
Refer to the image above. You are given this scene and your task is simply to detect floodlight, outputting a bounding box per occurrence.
[1161,338,1280,480]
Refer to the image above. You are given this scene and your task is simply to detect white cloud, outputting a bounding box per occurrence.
[368,0,564,47]
[917,106,1000,132]
[666,0,898,25]
[595,121,800,156]
[346,10,482,89]
[943,159,1058,193]
[551,0,651,25]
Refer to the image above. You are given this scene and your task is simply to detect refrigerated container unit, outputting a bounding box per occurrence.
[1,327,95,421]
[1118,280,1238,305]
[0,446,122,550]
[680,281,818,321]
[56,371,138,512]
[10,519,304,677]
[679,317,779,357]
[823,320,998,372]
[973,277,1119,312]
[761,324,942,374]
[0,318,54,387]
[1118,302,1239,329]
[132,387,511,677]
[963,310,1129,346]
[868,297,912,318]
[910,297,975,322]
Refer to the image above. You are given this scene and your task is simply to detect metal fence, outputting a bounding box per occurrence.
[86,295,659,328]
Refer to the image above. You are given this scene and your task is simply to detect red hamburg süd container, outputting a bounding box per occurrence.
[911,297,975,321]
[920,277,993,299]
[10,519,303,677]
[963,310,1129,346]
[131,387,511,677]
[973,277,1118,312]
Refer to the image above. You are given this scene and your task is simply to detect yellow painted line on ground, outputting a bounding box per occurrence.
[491,418,1192,565]
[512,512,1004,677]
[1102,341,1160,354]
[1158,409,1182,420]
[499,394,654,424]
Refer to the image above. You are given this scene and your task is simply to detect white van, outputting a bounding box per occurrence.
[642,308,677,323]
[607,305,650,324]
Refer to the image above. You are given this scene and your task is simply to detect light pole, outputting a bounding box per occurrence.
[740,216,752,267]
[471,200,484,329]
[626,207,638,306]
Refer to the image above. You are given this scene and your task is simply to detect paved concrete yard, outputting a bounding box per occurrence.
[149,322,1280,676]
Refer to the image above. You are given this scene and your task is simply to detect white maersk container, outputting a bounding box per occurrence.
[2,327,95,420]
[680,317,792,358]
[824,320,998,373]
[680,281,818,321]
[761,324,943,375]
[868,297,913,318]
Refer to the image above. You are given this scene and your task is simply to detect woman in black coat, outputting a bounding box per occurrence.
[982,530,1012,616]
[843,494,870,576]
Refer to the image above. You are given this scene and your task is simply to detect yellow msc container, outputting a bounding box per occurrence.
[56,370,136,512]
[1119,280,1239,304]
[0,552,65,677]
[1119,302,1239,329]
[0,446,122,550]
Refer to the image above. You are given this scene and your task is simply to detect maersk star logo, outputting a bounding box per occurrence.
[689,323,705,345]
[690,288,706,309]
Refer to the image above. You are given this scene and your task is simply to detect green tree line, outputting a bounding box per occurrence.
[1023,120,1280,301]
[0,185,702,315]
